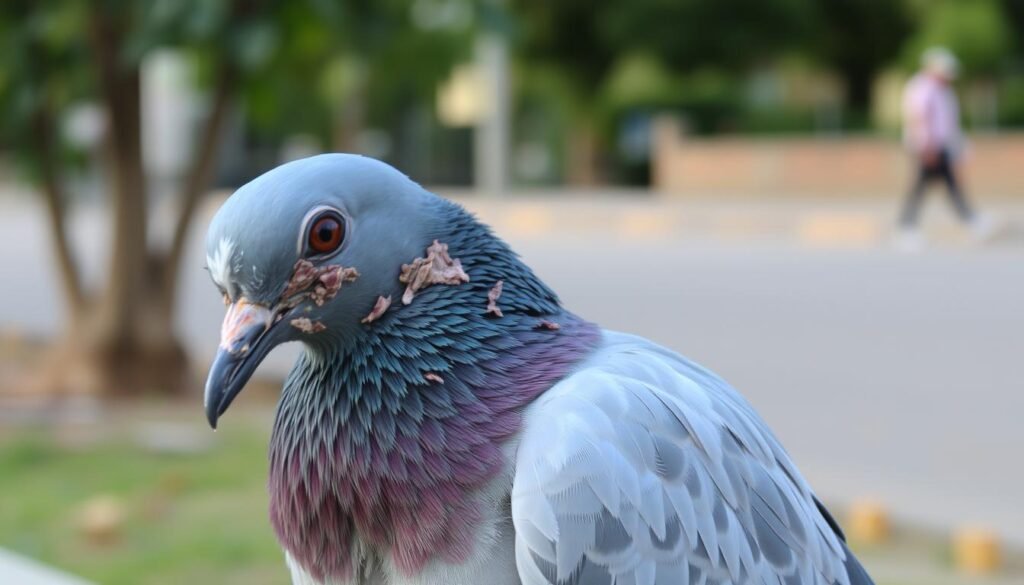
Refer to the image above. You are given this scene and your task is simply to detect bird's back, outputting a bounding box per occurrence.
[512,330,873,585]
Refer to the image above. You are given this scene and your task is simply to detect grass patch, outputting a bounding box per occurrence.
[1,405,1018,585]
[0,412,289,585]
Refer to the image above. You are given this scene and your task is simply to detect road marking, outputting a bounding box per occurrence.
[798,214,881,248]
[618,210,675,239]
[501,207,555,236]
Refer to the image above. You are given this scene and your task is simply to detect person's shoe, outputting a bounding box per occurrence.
[894,228,926,252]
[969,213,997,242]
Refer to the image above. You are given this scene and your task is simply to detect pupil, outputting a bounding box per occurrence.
[318,221,335,242]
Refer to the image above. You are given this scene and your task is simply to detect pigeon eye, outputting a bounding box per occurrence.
[307,211,345,255]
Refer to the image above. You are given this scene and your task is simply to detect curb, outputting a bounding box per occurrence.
[454,197,1021,248]
[846,501,1009,576]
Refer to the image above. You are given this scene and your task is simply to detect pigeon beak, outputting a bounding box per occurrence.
[204,298,281,429]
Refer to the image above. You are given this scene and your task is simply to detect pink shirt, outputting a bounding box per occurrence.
[903,73,961,156]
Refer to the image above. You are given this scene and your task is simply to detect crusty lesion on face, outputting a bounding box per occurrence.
[210,241,361,335]
[280,259,360,334]
[281,259,360,308]
[398,240,469,305]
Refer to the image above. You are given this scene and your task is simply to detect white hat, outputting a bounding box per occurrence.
[922,46,959,79]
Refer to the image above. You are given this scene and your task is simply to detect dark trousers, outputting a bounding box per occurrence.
[899,149,974,227]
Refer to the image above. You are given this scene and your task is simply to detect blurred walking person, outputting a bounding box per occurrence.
[897,47,993,250]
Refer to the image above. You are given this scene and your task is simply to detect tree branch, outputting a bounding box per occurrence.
[161,63,236,309]
[32,104,86,316]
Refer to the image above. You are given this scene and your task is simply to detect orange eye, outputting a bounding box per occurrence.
[307,212,345,255]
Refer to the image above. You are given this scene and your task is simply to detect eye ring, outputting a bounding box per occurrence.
[303,209,347,257]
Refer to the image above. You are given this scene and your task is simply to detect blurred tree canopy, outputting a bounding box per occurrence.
[0,0,471,396]
[513,0,815,182]
[599,0,810,72]
[902,0,1012,76]
[808,0,913,113]
[513,0,618,183]
[512,0,1024,182]
[1002,0,1024,59]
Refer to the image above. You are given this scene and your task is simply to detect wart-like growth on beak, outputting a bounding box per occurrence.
[206,299,275,428]
[220,299,273,354]
[205,260,360,429]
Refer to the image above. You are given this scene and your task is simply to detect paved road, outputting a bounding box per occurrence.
[2,195,1023,547]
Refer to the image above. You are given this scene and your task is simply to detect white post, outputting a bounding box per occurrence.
[141,50,194,188]
[474,28,510,197]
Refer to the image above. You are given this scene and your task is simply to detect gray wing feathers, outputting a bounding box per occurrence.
[512,332,865,585]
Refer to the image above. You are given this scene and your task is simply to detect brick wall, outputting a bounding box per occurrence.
[652,117,1024,197]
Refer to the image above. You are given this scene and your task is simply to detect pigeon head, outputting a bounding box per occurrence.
[202,154,604,580]
[203,154,452,427]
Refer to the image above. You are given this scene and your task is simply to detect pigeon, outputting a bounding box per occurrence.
[203,154,874,585]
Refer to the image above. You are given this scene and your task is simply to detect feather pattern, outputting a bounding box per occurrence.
[513,331,873,585]
[207,237,237,291]
[268,199,601,583]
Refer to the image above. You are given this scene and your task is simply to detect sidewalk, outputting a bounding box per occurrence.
[0,549,93,585]
[441,190,1024,248]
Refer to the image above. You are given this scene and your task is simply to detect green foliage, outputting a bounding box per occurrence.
[231,1,346,140]
[902,0,1012,77]
[1001,0,1024,59]
[0,0,475,160]
[598,0,812,73]
[515,0,811,109]
[658,69,743,135]
[236,0,474,140]
[601,53,682,112]
[514,0,619,111]
[3,0,1021,171]
[360,9,475,129]
[733,107,820,135]
[998,76,1024,126]
[0,1,90,145]
[807,0,914,110]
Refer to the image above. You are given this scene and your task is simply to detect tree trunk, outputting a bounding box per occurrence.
[54,4,192,397]
[566,120,600,186]
[25,5,242,399]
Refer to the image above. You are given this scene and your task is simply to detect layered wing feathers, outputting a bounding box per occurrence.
[512,332,863,585]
